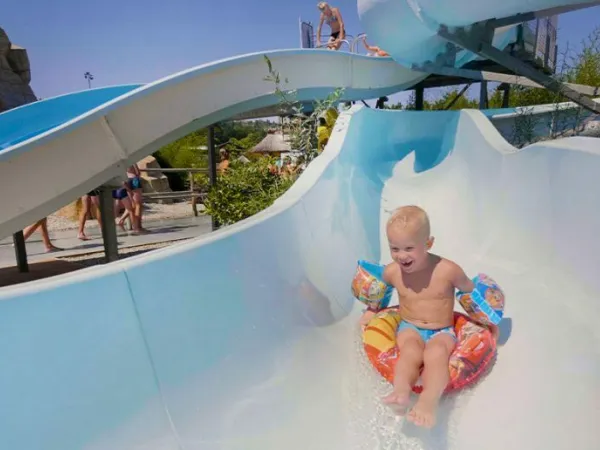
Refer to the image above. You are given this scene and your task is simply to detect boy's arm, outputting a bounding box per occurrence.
[451,263,474,293]
[452,262,500,341]
[382,263,395,285]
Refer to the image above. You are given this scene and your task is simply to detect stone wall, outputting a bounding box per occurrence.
[0,27,37,113]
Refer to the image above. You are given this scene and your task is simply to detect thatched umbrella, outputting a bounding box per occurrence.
[250,131,291,156]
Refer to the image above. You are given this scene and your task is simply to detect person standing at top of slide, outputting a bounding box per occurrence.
[316,3,346,51]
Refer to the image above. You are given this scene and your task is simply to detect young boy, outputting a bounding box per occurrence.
[362,205,475,428]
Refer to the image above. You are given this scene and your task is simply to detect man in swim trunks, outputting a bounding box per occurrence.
[360,205,475,428]
[316,2,345,51]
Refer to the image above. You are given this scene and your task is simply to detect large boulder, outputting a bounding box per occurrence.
[137,155,173,204]
[0,27,37,113]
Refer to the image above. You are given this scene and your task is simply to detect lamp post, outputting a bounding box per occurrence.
[84,71,94,89]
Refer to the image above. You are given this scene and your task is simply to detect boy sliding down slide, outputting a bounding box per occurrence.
[360,206,489,428]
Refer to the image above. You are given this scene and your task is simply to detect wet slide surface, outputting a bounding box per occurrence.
[1,105,599,449]
[1,0,599,447]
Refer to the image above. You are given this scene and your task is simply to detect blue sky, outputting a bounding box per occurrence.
[2,1,599,101]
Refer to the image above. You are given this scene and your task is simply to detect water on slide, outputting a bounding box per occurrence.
[2,105,599,450]
[1,0,600,448]
[305,106,600,450]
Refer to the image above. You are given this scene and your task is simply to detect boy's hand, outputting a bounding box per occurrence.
[360,310,376,329]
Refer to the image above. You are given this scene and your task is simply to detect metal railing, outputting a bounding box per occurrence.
[350,33,369,54]
[139,167,207,217]
[299,19,372,55]
[312,33,354,52]
[518,16,558,73]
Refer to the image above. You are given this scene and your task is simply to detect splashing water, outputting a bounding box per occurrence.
[344,324,477,450]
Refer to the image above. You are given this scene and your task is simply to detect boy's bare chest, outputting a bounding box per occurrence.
[394,272,453,301]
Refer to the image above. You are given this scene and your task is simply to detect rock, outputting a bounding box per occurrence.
[0,27,37,113]
[54,197,100,223]
[137,156,173,204]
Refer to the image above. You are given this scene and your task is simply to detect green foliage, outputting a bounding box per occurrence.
[202,55,347,226]
[153,121,269,188]
[203,157,295,226]
[401,88,479,111]
[384,101,403,110]
[490,27,600,147]
[263,55,344,161]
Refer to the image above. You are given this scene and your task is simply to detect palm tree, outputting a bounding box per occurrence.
[84,71,94,89]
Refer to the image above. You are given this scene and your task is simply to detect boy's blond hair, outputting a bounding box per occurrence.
[387,205,431,240]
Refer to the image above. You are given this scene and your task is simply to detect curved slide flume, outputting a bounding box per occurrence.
[0,49,427,240]
[1,103,599,450]
[358,0,600,70]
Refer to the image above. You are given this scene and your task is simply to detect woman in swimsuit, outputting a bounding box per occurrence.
[317,2,345,51]
[125,164,148,233]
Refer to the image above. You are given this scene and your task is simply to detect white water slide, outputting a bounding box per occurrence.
[0,1,599,449]
[0,50,427,239]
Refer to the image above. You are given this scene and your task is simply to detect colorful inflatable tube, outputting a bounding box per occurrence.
[362,308,497,393]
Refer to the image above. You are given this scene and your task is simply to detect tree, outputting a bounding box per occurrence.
[153,120,271,188]
[263,55,344,162]
[203,157,295,226]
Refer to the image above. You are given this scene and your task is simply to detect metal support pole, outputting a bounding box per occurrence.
[479,81,488,110]
[207,125,219,231]
[444,82,472,110]
[502,85,511,108]
[478,2,600,29]
[12,231,28,273]
[415,86,425,110]
[417,63,600,96]
[98,186,119,263]
[438,25,600,114]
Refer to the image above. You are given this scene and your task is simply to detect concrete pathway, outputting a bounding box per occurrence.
[0,215,213,268]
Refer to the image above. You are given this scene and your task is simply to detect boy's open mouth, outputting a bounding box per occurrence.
[400,260,414,269]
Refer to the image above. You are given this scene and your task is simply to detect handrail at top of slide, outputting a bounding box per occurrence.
[0,48,428,240]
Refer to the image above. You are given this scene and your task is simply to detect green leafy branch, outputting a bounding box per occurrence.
[263,55,345,161]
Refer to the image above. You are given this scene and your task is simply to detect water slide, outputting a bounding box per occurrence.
[358,0,600,69]
[1,1,599,450]
[0,50,428,239]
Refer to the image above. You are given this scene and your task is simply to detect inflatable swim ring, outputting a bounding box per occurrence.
[362,308,496,394]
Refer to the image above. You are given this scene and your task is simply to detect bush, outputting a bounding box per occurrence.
[203,157,296,226]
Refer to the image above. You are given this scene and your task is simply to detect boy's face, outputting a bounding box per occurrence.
[387,226,432,274]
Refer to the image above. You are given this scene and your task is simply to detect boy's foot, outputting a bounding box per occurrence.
[407,395,438,428]
[77,233,91,241]
[45,245,63,253]
[382,390,411,415]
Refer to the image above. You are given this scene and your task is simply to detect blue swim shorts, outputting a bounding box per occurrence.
[397,320,456,343]
[112,188,128,200]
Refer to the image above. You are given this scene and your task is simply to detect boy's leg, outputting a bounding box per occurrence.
[408,332,455,428]
[382,327,425,411]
